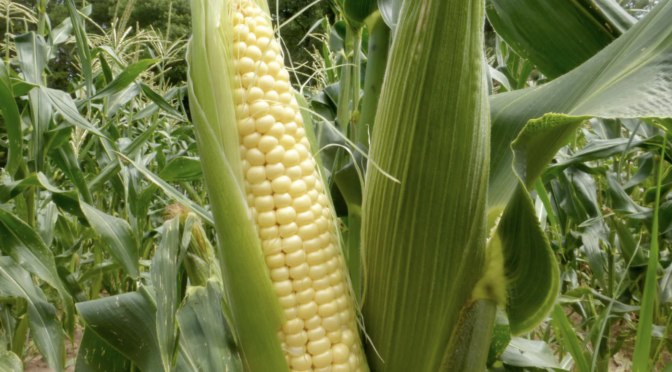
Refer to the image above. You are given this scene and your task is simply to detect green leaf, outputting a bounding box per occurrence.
[485,0,634,79]
[500,337,566,370]
[139,83,186,121]
[92,59,160,100]
[41,87,105,138]
[177,280,243,372]
[0,59,23,177]
[0,257,64,372]
[344,0,377,23]
[75,328,132,372]
[159,157,204,182]
[362,0,490,371]
[77,292,164,372]
[551,305,590,372]
[0,350,22,372]
[65,0,94,99]
[79,202,140,279]
[134,85,187,121]
[152,218,182,372]
[50,143,93,204]
[377,0,402,31]
[0,209,76,339]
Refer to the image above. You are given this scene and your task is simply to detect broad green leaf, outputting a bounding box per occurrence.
[75,328,132,372]
[151,218,182,372]
[440,300,497,371]
[377,0,402,31]
[65,0,94,99]
[344,0,377,23]
[0,209,76,339]
[0,59,22,177]
[92,59,160,100]
[41,87,105,138]
[486,0,634,79]
[500,337,566,370]
[139,83,186,121]
[50,143,93,204]
[551,305,590,372]
[159,157,204,182]
[0,258,64,372]
[187,0,287,369]
[362,0,490,371]
[0,351,22,372]
[489,0,672,211]
[176,280,243,372]
[79,202,140,279]
[77,292,164,372]
[134,86,188,121]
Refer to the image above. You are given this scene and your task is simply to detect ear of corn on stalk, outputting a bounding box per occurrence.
[188,0,367,370]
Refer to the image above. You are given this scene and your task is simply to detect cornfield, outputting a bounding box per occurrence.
[0,0,671,371]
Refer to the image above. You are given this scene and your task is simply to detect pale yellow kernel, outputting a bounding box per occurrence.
[298,301,318,320]
[274,279,293,297]
[266,252,285,268]
[333,284,344,298]
[282,150,300,169]
[298,224,319,240]
[263,50,277,64]
[277,69,290,82]
[312,350,333,369]
[271,40,282,54]
[291,354,312,370]
[241,72,256,88]
[285,307,298,320]
[296,113,305,126]
[339,310,351,325]
[246,87,265,103]
[244,148,263,166]
[298,287,315,304]
[254,61,268,76]
[270,175,291,193]
[279,222,299,237]
[293,195,312,212]
[277,207,297,225]
[308,338,331,355]
[348,354,358,369]
[245,15,257,29]
[238,118,256,136]
[328,330,342,344]
[294,144,309,159]
[266,163,285,180]
[252,180,272,196]
[267,123,286,138]
[243,132,261,148]
[299,139,311,150]
[293,276,312,292]
[312,276,330,291]
[332,344,350,364]
[282,318,304,334]
[246,45,262,61]
[288,180,307,197]
[251,207,258,222]
[266,145,285,164]
[280,233,301,251]
[257,210,276,227]
[245,181,253,194]
[287,345,306,357]
[321,208,331,219]
[295,128,308,140]
[286,166,303,180]
[316,218,329,234]
[307,190,319,203]
[256,36,271,51]
[296,211,315,226]
[247,166,267,184]
[233,24,249,41]
[300,160,315,175]
[307,326,326,342]
[255,25,272,38]
[270,267,290,281]
[329,271,342,286]
[285,250,306,267]
[250,100,270,118]
[286,331,308,347]
[258,135,279,153]
[237,103,250,118]
[255,195,275,212]
[282,107,296,123]
[340,329,355,349]
[270,104,285,120]
[314,367,332,372]
[309,264,328,281]
[303,237,322,253]
[246,31,257,46]
[276,80,290,93]
[305,314,322,330]
[278,292,297,308]
[234,41,247,59]
[253,15,269,26]
[260,225,279,239]
[322,314,341,331]
[259,75,276,92]
[326,257,339,273]
[318,194,329,207]
[315,179,324,192]
[307,250,326,266]
[247,193,255,206]
[314,288,335,305]
[281,134,297,149]
[268,61,282,76]
[255,115,276,133]
[234,12,244,24]
[333,364,351,372]
[291,263,310,280]
[303,175,317,190]
[239,57,255,74]
[235,88,246,104]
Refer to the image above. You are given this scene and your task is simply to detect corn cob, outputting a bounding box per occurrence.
[231,1,365,371]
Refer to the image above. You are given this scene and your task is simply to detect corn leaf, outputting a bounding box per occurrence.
[0,59,22,177]
[92,59,160,100]
[187,0,287,370]
[0,351,22,372]
[486,0,635,79]
[75,328,132,372]
[176,280,243,372]
[158,157,203,182]
[0,257,64,372]
[362,0,490,371]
